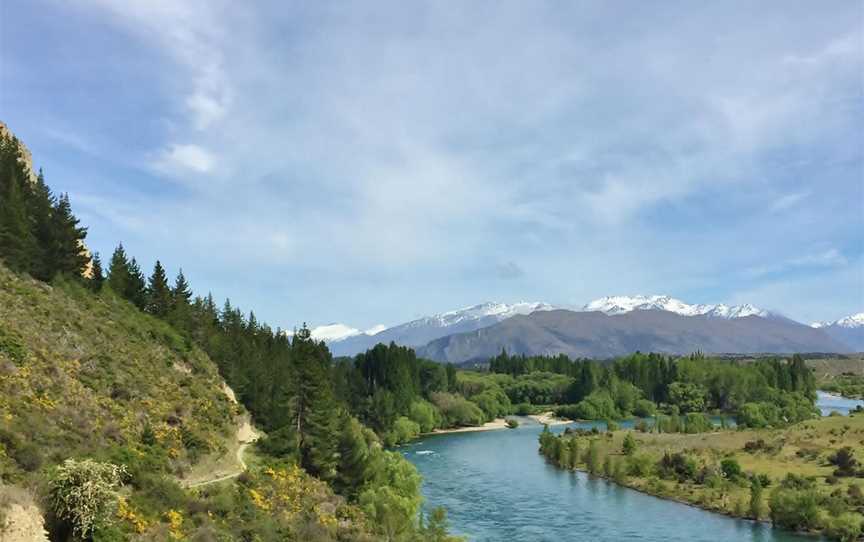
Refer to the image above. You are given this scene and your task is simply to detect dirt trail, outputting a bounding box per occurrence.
[181,383,262,489]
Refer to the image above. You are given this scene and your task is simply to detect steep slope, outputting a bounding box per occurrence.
[813,313,864,351]
[0,265,237,478]
[0,264,382,540]
[329,301,556,356]
[419,309,850,363]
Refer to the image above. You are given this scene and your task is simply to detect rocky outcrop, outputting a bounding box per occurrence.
[0,121,37,185]
[0,120,93,277]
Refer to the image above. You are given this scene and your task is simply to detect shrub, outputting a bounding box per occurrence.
[829,447,858,477]
[622,433,637,456]
[390,417,421,445]
[633,399,656,418]
[768,486,822,531]
[408,400,438,433]
[48,459,127,539]
[720,458,742,481]
[506,419,519,429]
[825,513,863,542]
[430,392,484,427]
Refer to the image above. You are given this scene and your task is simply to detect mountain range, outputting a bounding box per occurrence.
[311,296,861,359]
[812,313,864,352]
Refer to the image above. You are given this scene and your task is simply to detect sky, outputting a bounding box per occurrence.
[1,1,862,330]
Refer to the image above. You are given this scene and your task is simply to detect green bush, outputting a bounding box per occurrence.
[633,399,657,417]
[48,459,127,539]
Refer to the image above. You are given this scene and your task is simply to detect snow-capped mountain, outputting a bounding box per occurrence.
[582,295,770,319]
[328,301,557,356]
[307,323,386,343]
[403,301,558,329]
[812,313,864,329]
[811,313,864,351]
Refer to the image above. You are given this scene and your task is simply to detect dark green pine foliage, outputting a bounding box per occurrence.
[27,170,57,280]
[0,131,89,280]
[0,135,38,273]
[89,252,105,292]
[106,244,131,296]
[145,261,172,317]
[168,269,194,332]
[289,326,339,481]
[46,193,88,277]
[126,257,147,309]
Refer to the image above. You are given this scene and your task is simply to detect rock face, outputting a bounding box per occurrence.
[418,309,852,363]
[0,120,93,277]
[0,121,37,184]
[0,490,49,542]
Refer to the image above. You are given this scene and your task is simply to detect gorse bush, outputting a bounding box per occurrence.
[48,459,127,539]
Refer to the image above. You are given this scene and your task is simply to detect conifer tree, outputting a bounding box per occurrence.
[0,136,37,273]
[106,244,131,295]
[290,325,340,480]
[146,260,172,317]
[126,257,147,309]
[172,269,192,307]
[89,252,105,292]
[28,170,56,280]
[47,193,88,277]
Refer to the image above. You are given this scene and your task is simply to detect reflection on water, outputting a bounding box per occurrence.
[403,417,812,542]
[816,390,864,416]
[401,392,852,541]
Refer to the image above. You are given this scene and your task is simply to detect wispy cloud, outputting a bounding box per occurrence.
[7,1,862,326]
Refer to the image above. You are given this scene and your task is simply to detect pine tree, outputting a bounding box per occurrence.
[0,135,38,273]
[126,257,147,309]
[145,260,172,317]
[290,325,339,480]
[106,244,131,295]
[47,193,88,277]
[28,170,57,280]
[172,269,192,307]
[89,252,105,292]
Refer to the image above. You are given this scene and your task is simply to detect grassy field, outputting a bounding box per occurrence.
[542,412,864,540]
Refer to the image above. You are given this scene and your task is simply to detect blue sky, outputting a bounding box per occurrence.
[1,0,862,329]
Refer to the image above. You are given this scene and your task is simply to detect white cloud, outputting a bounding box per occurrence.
[771,191,810,213]
[744,248,849,278]
[155,144,215,174]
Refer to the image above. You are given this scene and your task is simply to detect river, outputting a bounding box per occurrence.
[402,392,861,541]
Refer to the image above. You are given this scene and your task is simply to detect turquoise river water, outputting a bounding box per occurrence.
[401,392,861,541]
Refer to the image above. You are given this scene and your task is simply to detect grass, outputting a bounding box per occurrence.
[544,412,864,539]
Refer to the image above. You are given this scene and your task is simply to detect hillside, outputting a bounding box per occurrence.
[419,309,850,363]
[0,265,382,540]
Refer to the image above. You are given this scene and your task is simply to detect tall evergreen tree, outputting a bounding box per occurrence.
[106,244,130,295]
[89,252,105,292]
[146,260,172,317]
[0,135,37,273]
[47,193,88,277]
[126,257,147,309]
[28,170,56,281]
[290,325,339,480]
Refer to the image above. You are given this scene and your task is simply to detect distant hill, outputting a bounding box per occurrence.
[328,301,556,356]
[418,309,851,363]
[812,313,864,352]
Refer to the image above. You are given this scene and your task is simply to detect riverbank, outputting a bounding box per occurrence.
[529,411,571,426]
[539,412,864,540]
[424,417,511,435]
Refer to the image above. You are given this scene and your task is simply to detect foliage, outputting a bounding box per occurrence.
[48,459,127,539]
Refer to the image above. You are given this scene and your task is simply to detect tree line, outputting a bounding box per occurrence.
[0,131,89,281]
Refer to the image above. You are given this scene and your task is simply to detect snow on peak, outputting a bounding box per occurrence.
[365,324,388,336]
[309,324,361,342]
[418,301,558,328]
[582,295,770,319]
[813,313,864,329]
